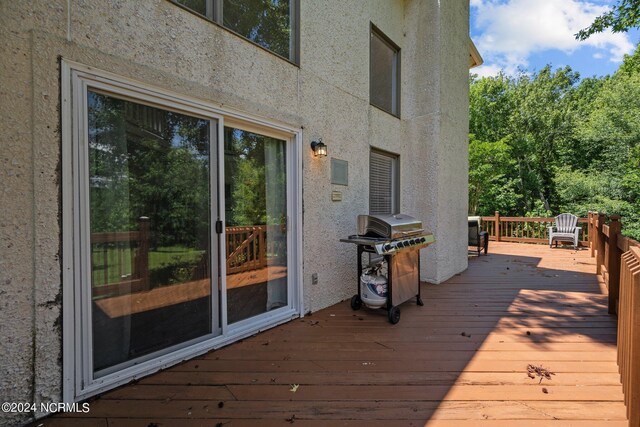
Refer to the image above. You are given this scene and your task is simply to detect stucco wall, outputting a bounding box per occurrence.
[0,11,37,427]
[0,1,470,425]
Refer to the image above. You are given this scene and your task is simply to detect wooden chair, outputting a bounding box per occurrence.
[468,216,489,255]
[548,213,580,249]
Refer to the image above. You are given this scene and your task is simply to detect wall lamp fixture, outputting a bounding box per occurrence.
[311,139,327,157]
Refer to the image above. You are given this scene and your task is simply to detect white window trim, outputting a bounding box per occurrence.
[61,60,303,402]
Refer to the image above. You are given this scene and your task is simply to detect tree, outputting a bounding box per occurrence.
[577,45,640,172]
[575,0,640,40]
[469,73,515,143]
[88,91,211,248]
[469,66,581,214]
[468,135,521,215]
[469,44,640,240]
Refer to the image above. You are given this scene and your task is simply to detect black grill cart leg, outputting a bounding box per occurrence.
[385,254,393,313]
[416,250,424,306]
[357,245,363,299]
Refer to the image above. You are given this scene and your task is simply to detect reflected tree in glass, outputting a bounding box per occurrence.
[224,127,288,323]
[88,91,213,373]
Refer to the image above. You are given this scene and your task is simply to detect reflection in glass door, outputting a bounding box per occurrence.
[224,127,288,324]
[87,91,216,375]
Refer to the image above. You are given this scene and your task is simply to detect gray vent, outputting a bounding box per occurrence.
[331,158,348,186]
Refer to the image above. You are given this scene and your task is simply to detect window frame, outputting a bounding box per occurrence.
[171,0,300,65]
[369,148,400,215]
[369,23,401,118]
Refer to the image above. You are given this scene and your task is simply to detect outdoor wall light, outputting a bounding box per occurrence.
[311,139,328,157]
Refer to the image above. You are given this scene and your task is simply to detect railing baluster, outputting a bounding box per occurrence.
[597,213,606,275]
[607,216,622,314]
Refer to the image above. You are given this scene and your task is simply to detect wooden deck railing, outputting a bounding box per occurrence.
[587,212,640,427]
[226,226,268,274]
[91,222,276,297]
[480,211,589,246]
[91,217,150,297]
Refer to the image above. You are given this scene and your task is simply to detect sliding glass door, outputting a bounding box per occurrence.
[224,127,289,324]
[66,65,299,400]
[87,91,217,376]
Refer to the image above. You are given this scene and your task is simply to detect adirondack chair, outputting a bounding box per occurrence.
[468,216,489,255]
[548,213,581,249]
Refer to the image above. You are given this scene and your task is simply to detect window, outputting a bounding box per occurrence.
[369,149,399,215]
[370,25,400,116]
[174,0,299,63]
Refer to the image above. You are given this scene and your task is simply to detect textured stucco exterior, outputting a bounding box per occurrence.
[0,1,470,425]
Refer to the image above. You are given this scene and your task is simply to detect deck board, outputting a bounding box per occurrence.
[35,242,626,425]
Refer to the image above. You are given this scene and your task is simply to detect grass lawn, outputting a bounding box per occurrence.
[92,244,205,287]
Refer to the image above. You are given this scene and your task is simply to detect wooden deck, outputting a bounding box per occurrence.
[37,242,626,426]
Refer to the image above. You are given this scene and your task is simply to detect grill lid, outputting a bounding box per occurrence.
[357,214,424,239]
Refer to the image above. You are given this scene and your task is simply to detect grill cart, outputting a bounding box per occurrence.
[340,214,435,324]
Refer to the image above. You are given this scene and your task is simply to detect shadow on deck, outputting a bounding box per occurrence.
[36,242,626,427]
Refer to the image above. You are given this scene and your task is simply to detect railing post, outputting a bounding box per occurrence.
[137,216,150,290]
[596,213,605,275]
[607,215,622,315]
[495,211,501,242]
[588,212,597,258]
[631,286,640,427]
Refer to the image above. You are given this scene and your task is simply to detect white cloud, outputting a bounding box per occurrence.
[471,63,504,78]
[471,0,634,76]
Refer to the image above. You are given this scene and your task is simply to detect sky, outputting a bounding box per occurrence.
[470,0,640,79]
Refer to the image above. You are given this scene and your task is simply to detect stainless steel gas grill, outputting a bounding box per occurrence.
[340,214,435,324]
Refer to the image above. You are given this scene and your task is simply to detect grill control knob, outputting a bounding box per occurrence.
[383,244,392,252]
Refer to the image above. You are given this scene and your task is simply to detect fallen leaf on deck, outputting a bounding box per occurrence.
[527,364,555,384]
[290,384,300,392]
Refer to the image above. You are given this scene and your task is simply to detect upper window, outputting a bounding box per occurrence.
[370,25,400,117]
[175,0,299,64]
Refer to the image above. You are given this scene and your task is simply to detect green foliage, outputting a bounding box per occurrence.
[88,91,211,249]
[469,73,515,143]
[468,135,521,215]
[224,127,287,227]
[222,0,292,59]
[470,65,581,214]
[575,0,640,41]
[470,43,640,240]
